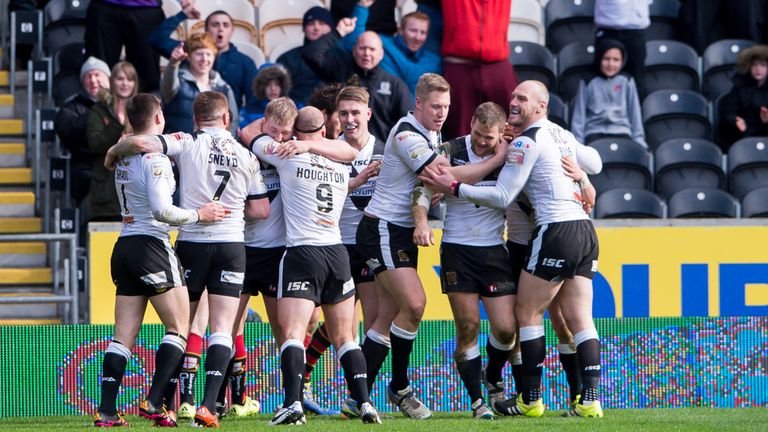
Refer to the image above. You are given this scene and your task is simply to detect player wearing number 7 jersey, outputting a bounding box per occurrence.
[104,91,269,428]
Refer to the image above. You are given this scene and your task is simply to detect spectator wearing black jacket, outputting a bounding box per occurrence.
[302,29,412,141]
[719,45,768,150]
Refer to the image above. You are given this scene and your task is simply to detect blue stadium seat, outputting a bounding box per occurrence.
[557,42,596,102]
[642,90,711,150]
[547,93,568,129]
[654,138,725,199]
[544,0,596,53]
[588,137,652,196]
[595,188,664,219]
[647,0,680,41]
[508,41,557,91]
[727,137,768,199]
[668,188,738,218]
[642,40,699,98]
[702,39,756,100]
[740,187,768,218]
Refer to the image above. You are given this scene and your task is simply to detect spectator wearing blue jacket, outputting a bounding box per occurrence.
[342,2,442,97]
[149,3,258,109]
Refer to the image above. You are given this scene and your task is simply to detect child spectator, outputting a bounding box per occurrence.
[718,45,768,150]
[239,64,294,129]
[571,39,646,147]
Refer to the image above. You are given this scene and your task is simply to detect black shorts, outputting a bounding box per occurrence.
[440,242,516,297]
[356,215,418,275]
[111,235,184,297]
[345,244,375,285]
[278,244,354,305]
[506,240,529,283]
[243,246,285,298]
[525,219,599,282]
[175,241,245,302]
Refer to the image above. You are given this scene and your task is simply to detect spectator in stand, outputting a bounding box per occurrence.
[718,45,768,149]
[343,2,442,97]
[441,0,518,140]
[276,7,333,104]
[308,83,345,139]
[332,0,396,34]
[87,61,139,221]
[160,32,239,135]
[54,57,111,205]
[594,0,649,95]
[239,64,294,129]
[302,26,411,141]
[150,0,258,109]
[571,39,646,147]
[84,0,165,91]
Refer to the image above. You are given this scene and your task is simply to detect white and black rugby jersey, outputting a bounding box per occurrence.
[159,127,266,242]
[243,158,286,248]
[506,195,535,245]
[364,112,441,227]
[458,118,601,225]
[442,135,505,246]
[114,152,198,239]
[339,134,385,244]
[251,134,350,247]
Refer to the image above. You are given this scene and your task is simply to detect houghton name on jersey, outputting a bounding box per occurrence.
[114,152,198,239]
[364,112,441,227]
[158,128,266,243]
[251,135,350,247]
[339,134,385,244]
[442,135,505,247]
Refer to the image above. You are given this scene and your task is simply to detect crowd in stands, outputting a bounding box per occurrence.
[34,0,768,221]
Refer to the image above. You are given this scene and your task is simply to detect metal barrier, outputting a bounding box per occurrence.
[10,10,43,95]
[0,233,79,324]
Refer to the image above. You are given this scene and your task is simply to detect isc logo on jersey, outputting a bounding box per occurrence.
[287,281,310,291]
[542,258,565,268]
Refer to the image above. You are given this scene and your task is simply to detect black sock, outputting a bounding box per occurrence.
[576,338,601,403]
[512,363,524,395]
[455,351,483,404]
[98,342,130,416]
[179,354,200,405]
[230,356,247,405]
[520,329,545,404]
[216,358,234,407]
[389,325,416,392]
[485,337,512,385]
[200,340,232,412]
[280,342,305,408]
[147,334,186,407]
[559,348,582,402]
[163,357,182,410]
[361,332,390,393]
[339,344,370,406]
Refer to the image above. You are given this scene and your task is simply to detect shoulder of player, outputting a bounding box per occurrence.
[509,135,537,151]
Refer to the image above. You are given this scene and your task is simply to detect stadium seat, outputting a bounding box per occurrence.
[547,93,568,129]
[740,187,768,217]
[236,41,266,68]
[43,0,89,57]
[269,40,302,63]
[44,0,88,22]
[702,39,756,100]
[727,137,768,199]
[667,188,738,218]
[161,0,182,18]
[557,42,596,102]
[194,0,256,26]
[641,40,699,98]
[594,188,664,219]
[642,90,711,150]
[53,42,86,105]
[190,19,258,46]
[588,137,652,196]
[396,0,417,26]
[647,0,680,41]
[258,0,323,57]
[544,0,595,53]
[509,0,545,44]
[654,138,725,199]
[508,41,556,91]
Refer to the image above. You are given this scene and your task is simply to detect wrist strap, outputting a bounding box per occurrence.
[450,181,462,197]
[578,175,591,189]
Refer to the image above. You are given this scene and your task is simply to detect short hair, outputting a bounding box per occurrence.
[126,93,161,132]
[264,97,299,126]
[308,82,344,115]
[400,11,430,29]
[472,102,507,132]
[415,73,450,100]
[253,65,292,100]
[335,86,370,107]
[185,32,218,56]
[193,91,229,122]
[110,61,139,98]
[204,10,232,29]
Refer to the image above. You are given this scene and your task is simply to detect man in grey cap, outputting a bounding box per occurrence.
[54,56,111,205]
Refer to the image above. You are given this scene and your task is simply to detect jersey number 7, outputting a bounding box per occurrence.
[213,170,231,201]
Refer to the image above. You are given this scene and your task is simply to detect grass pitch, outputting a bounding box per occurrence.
[4,408,766,431]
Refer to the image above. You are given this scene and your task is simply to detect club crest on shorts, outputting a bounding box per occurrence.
[397,250,409,262]
[445,271,458,285]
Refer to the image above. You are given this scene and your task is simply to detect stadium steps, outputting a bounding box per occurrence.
[0,318,61,325]
[0,142,25,167]
[0,242,47,267]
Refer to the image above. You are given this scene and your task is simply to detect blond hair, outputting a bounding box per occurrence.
[264,97,299,126]
[415,73,450,100]
[335,86,370,106]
